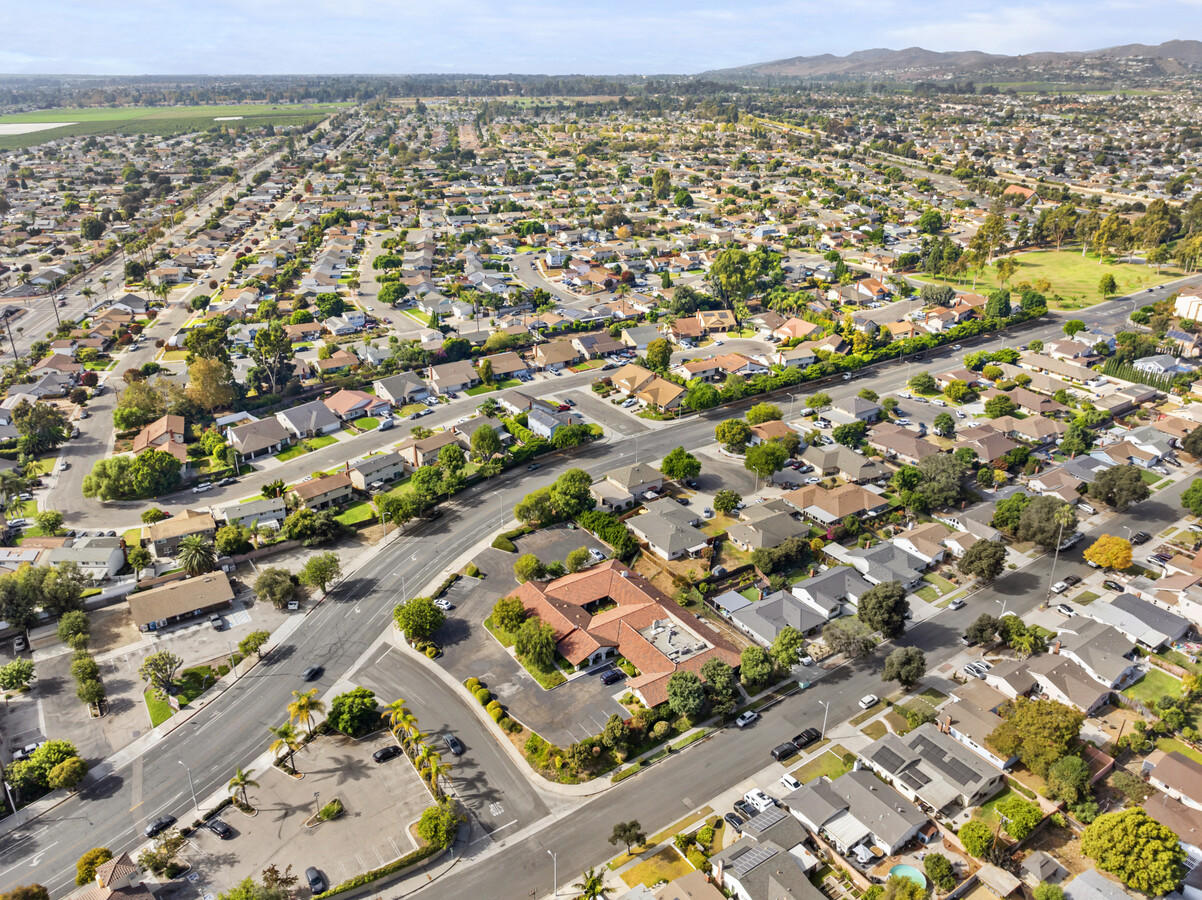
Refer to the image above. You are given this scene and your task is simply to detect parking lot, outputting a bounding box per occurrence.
[178,729,429,893]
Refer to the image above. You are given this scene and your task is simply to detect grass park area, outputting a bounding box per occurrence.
[1123,667,1183,704]
[914,249,1183,309]
[0,103,349,149]
[143,663,235,726]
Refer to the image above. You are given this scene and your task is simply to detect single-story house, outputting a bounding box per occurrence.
[127,572,235,631]
[290,472,354,511]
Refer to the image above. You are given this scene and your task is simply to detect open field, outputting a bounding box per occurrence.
[912,249,1184,309]
[0,103,348,149]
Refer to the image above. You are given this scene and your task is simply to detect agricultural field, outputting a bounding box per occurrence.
[0,102,349,149]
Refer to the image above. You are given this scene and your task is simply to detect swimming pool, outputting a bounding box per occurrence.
[889,864,928,889]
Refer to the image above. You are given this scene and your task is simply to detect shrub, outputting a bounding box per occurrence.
[464,677,480,692]
[490,706,505,722]
[425,646,438,659]
[464,563,481,578]
[686,847,709,871]
[318,798,344,821]
[491,536,516,553]
[486,700,502,714]
[474,687,492,705]
[696,825,715,848]
[959,820,994,857]
[315,843,443,898]
[652,720,671,740]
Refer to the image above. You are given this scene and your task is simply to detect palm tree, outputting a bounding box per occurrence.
[417,745,451,797]
[381,698,411,733]
[269,722,302,770]
[227,766,259,806]
[177,534,217,577]
[99,275,110,299]
[572,868,612,900]
[287,688,325,738]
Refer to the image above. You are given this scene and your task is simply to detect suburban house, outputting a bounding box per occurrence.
[226,417,292,460]
[782,483,890,525]
[800,444,888,483]
[711,809,825,900]
[891,522,952,566]
[532,340,581,371]
[791,566,872,618]
[823,541,927,589]
[127,571,234,631]
[374,373,430,406]
[131,414,188,465]
[348,452,407,491]
[572,333,624,359]
[478,351,531,380]
[1075,593,1190,651]
[276,400,341,439]
[867,424,942,465]
[427,360,480,395]
[620,324,662,351]
[609,364,658,396]
[626,499,711,561]
[726,500,809,552]
[397,429,462,468]
[717,587,829,645]
[1054,620,1142,689]
[941,680,1019,770]
[142,510,217,557]
[322,389,392,421]
[528,407,583,440]
[510,560,741,706]
[858,724,1005,817]
[592,462,663,511]
[635,377,686,413]
[291,472,353,511]
[1148,751,1202,812]
[216,496,288,531]
[984,656,1114,716]
[782,768,929,857]
[44,536,126,582]
[65,852,156,900]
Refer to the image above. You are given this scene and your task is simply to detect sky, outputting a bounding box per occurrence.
[3,0,1199,76]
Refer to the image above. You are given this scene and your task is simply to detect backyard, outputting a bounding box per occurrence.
[1123,667,1183,704]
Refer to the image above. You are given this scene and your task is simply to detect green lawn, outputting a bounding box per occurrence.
[913,249,1184,309]
[306,434,339,450]
[923,572,956,594]
[465,383,497,396]
[276,443,310,462]
[352,416,380,431]
[335,501,377,527]
[1139,469,1165,486]
[620,848,692,889]
[1124,667,1183,704]
[973,787,1016,828]
[484,616,517,649]
[916,687,948,706]
[145,689,174,727]
[1074,590,1101,605]
[571,359,606,372]
[791,744,852,784]
[1157,737,1202,765]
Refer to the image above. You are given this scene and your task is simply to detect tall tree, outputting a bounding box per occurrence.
[249,321,295,394]
[177,535,217,576]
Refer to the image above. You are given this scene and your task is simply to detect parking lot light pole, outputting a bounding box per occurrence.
[178,760,198,814]
[547,849,558,897]
[818,699,830,740]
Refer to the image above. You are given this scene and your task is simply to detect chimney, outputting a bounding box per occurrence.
[940,715,952,734]
[1052,640,1062,655]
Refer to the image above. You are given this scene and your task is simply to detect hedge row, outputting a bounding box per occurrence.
[315,843,443,898]
[576,510,639,561]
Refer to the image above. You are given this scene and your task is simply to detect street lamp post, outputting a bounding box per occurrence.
[818,699,830,740]
[178,760,198,814]
[228,640,238,680]
[314,791,321,817]
[546,849,558,897]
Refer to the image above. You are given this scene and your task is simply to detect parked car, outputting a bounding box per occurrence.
[301,665,324,682]
[207,818,233,839]
[443,733,464,756]
[600,669,624,685]
[792,728,821,750]
[219,476,237,486]
[858,694,879,710]
[1146,556,1168,568]
[209,614,224,631]
[433,598,453,611]
[144,815,177,838]
[948,599,966,610]
[192,482,213,494]
[1103,580,1124,592]
[732,799,755,819]
[527,463,541,470]
[1054,604,1076,617]
[1063,574,1081,587]
[373,744,403,762]
[306,868,326,895]
[724,812,745,834]
[1132,532,1152,544]
[958,635,976,647]
[589,548,606,562]
[735,711,760,728]
[771,742,798,761]
[781,773,802,792]
[13,635,27,653]
[377,418,395,431]
[1051,581,1069,594]
[676,497,690,506]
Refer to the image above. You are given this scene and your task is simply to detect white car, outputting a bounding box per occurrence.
[858,694,879,710]
[948,599,966,610]
[433,598,454,611]
[804,477,821,485]
[735,711,760,728]
[1050,580,1069,594]
[589,548,606,562]
[781,773,802,792]
[1054,604,1076,617]
[956,410,966,419]
[192,482,214,494]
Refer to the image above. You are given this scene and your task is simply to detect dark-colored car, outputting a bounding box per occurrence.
[792,728,821,750]
[733,799,755,819]
[724,812,745,834]
[373,744,403,763]
[1103,580,1123,592]
[306,867,326,894]
[1132,532,1152,545]
[443,733,464,756]
[676,497,690,506]
[600,669,624,685]
[771,742,798,761]
[527,463,541,471]
[219,477,237,486]
[1062,574,1081,587]
[301,665,324,682]
[144,815,176,838]
[207,818,233,839]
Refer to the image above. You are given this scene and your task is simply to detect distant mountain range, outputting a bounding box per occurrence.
[703,40,1202,80]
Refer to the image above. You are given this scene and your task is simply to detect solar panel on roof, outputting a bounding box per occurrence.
[873,746,906,773]
[900,769,931,789]
[749,806,786,830]
[943,758,979,786]
[730,844,779,876]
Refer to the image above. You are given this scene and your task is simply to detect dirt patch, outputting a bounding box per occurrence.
[1023,821,1090,878]
[90,605,139,653]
